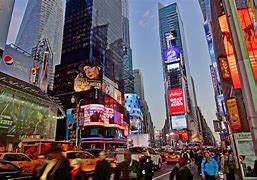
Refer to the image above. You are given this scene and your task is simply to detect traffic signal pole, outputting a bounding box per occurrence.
[223,0,257,156]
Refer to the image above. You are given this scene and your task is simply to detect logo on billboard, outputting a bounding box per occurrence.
[168,88,186,115]
[227,98,242,130]
[172,115,187,130]
[163,48,180,63]
[74,65,102,92]
[3,55,13,66]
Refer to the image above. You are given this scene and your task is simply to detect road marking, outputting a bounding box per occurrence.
[153,171,171,180]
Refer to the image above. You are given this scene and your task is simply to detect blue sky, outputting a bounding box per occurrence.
[7,0,216,133]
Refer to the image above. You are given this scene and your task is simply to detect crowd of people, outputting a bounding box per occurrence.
[169,147,257,180]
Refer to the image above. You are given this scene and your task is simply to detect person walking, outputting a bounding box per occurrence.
[140,149,154,180]
[195,150,204,175]
[71,158,88,180]
[169,157,193,180]
[38,145,71,180]
[94,151,111,180]
[221,150,235,180]
[201,151,219,180]
[114,150,143,180]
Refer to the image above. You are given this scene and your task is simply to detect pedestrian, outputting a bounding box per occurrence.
[114,150,143,180]
[195,150,204,175]
[201,151,219,180]
[221,150,235,180]
[140,149,154,180]
[33,155,47,179]
[94,151,111,180]
[71,158,88,180]
[181,149,190,163]
[169,157,193,180]
[38,145,71,180]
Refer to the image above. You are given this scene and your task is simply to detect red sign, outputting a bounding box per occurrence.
[168,88,186,115]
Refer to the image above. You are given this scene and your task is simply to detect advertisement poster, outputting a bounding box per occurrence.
[130,117,142,133]
[163,47,180,63]
[219,9,257,89]
[218,56,232,80]
[0,89,57,145]
[168,88,186,115]
[74,65,102,92]
[165,30,176,49]
[217,94,226,116]
[37,52,49,93]
[234,133,257,179]
[171,115,187,130]
[227,98,242,130]
[102,75,122,104]
[66,109,76,141]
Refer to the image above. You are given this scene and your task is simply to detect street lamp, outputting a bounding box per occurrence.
[71,95,84,148]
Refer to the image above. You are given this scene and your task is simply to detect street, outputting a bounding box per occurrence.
[153,163,201,180]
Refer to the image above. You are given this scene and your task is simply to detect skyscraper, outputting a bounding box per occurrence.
[122,0,134,93]
[158,3,199,142]
[54,0,129,148]
[15,0,64,90]
[133,69,144,100]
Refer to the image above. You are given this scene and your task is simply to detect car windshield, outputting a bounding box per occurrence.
[66,153,80,159]
[129,147,144,154]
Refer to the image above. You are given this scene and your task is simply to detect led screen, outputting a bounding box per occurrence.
[171,115,187,130]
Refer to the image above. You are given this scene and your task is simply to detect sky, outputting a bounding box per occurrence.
[7,0,217,134]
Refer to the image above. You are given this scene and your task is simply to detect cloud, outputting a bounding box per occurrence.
[143,9,151,17]
[138,9,157,29]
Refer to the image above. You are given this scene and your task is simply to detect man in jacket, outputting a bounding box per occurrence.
[39,146,71,180]
[170,157,193,180]
[115,150,143,180]
[201,151,219,180]
[94,151,111,180]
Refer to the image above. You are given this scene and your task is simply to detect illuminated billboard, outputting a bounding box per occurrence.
[74,65,102,92]
[167,62,179,71]
[168,88,186,115]
[227,98,242,130]
[102,75,122,104]
[0,89,57,145]
[163,47,180,63]
[124,93,141,109]
[171,115,187,130]
[165,30,176,49]
[219,9,257,89]
[66,109,76,141]
[80,104,123,126]
[0,45,41,86]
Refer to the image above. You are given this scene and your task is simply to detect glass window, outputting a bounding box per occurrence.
[3,154,17,161]
[17,154,30,161]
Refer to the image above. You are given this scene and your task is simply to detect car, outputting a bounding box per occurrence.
[62,150,99,175]
[165,151,181,164]
[0,153,39,173]
[129,147,162,170]
[0,160,33,179]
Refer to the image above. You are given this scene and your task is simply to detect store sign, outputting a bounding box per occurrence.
[168,88,186,115]
[234,132,256,179]
[163,47,180,63]
[213,120,220,132]
[171,115,187,130]
[218,56,232,80]
[227,98,242,130]
[74,65,102,92]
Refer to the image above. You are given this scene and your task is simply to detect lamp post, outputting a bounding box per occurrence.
[71,95,84,148]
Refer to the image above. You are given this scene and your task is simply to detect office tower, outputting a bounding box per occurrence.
[15,0,63,90]
[122,0,134,93]
[158,3,199,142]
[133,69,145,100]
[0,0,15,58]
[54,0,129,148]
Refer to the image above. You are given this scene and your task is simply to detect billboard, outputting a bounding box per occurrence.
[167,62,179,71]
[102,75,122,104]
[165,30,176,49]
[0,89,57,145]
[227,98,242,130]
[213,120,220,132]
[80,104,123,125]
[74,65,102,92]
[218,56,232,80]
[0,45,41,86]
[124,93,141,109]
[163,47,180,63]
[66,109,76,141]
[219,9,257,89]
[217,94,226,116]
[234,132,256,179]
[171,115,187,130]
[168,88,186,115]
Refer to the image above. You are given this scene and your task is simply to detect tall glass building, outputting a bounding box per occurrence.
[15,0,63,90]
[54,0,129,148]
[158,3,199,142]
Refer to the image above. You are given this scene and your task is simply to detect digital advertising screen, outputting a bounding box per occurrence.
[66,109,76,141]
[165,30,176,49]
[102,75,122,105]
[125,93,141,109]
[163,47,180,64]
[168,88,186,115]
[227,98,242,130]
[219,9,257,89]
[171,115,187,130]
[74,65,102,92]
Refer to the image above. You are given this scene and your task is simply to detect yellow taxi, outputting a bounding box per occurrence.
[165,151,181,164]
[0,152,39,174]
[106,152,117,169]
[62,150,99,174]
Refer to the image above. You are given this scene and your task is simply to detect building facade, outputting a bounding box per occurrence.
[54,0,129,149]
[15,0,64,90]
[158,3,199,142]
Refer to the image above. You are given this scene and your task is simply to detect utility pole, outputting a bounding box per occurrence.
[223,0,257,156]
